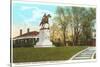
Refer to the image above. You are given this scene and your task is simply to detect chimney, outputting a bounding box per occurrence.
[20,29,22,36]
[27,28,30,33]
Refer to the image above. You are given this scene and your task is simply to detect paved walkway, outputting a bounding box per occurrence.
[70,47,96,60]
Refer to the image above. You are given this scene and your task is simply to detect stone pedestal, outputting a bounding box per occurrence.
[34,25,53,48]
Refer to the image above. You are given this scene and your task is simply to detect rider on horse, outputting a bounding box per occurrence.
[40,13,51,29]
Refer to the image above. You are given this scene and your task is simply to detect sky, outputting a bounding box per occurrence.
[12,1,96,37]
[12,1,57,37]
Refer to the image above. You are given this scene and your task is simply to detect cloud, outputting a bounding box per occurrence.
[20,6,38,10]
[22,6,55,26]
[21,6,32,10]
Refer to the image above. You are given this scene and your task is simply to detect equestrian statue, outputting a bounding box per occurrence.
[39,13,51,29]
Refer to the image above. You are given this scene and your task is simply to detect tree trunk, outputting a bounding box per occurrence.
[63,28,66,46]
[73,27,79,46]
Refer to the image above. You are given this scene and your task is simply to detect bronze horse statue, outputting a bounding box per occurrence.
[40,14,51,28]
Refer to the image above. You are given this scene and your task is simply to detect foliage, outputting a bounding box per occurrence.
[53,7,71,46]
[51,6,96,46]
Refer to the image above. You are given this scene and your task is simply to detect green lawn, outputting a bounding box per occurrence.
[13,46,87,63]
[94,53,96,59]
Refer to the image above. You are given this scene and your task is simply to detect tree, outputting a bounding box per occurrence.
[54,7,71,46]
[70,7,96,46]
[53,6,96,46]
[50,22,60,42]
[80,8,96,41]
[70,7,84,45]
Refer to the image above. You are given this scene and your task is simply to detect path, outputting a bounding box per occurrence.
[70,47,96,60]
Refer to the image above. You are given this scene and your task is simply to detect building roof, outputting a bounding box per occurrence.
[13,31,39,40]
[20,31,39,37]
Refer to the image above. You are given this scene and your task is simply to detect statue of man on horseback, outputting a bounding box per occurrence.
[40,13,51,29]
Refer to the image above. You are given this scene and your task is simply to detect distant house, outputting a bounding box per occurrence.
[13,28,39,47]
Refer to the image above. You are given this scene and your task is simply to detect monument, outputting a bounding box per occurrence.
[34,14,53,48]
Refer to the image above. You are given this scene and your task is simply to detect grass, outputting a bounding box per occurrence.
[94,53,96,59]
[13,46,87,63]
